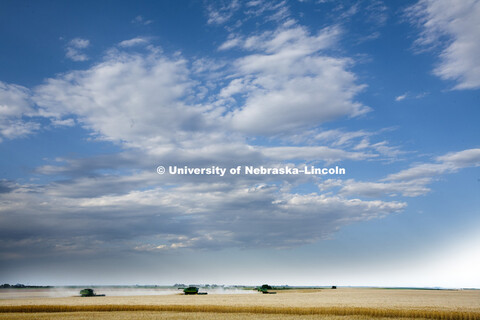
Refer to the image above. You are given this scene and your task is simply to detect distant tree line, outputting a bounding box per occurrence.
[1,283,52,288]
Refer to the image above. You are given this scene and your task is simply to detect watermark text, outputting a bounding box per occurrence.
[156,165,346,176]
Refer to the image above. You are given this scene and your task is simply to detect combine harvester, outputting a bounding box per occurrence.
[257,284,277,294]
[181,286,208,295]
[79,288,105,297]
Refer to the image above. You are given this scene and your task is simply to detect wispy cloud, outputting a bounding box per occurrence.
[206,0,290,26]
[395,92,429,101]
[308,0,388,43]
[118,37,149,47]
[407,0,480,89]
[0,81,38,141]
[65,38,90,61]
[206,0,240,25]
[323,148,480,198]
[132,15,153,25]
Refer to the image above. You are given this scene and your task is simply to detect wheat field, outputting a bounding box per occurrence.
[1,288,479,319]
[0,311,452,320]
[0,311,436,320]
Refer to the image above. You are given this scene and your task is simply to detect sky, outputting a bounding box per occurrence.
[0,0,479,288]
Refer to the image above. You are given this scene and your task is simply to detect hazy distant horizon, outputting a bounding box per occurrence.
[1,0,479,288]
[3,284,478,289]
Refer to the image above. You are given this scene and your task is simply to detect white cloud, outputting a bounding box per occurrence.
[221,24,370,135]
[65,48,88,62]
[332,148,480,198]
[389,148,480,182]
[118,37,149,47]
[0,82,32,117]
[0,120,39,142]
[261,146,373,162]
[386,163,449,182]
[218,77,255,98]
[206,0,291,27]
[132,15,153,25]
[218,36,242,50]
[35,48,214,150]
[338,179,432,197]
[65,38,90,61]
[407,0,480,89]
[436,148,480,167]
[244,0,290,22]
[316,129,370,146]
[206,0,240,25]
[35,31,380,164]
[50,118,75,127]
[0,81,38,141]
[312,129,403,160]
[395,92,429,102]
[69,38,89,49]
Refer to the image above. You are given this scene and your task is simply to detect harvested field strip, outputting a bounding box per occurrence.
[1,305,479,319]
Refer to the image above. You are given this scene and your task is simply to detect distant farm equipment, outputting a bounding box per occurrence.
[80,288,105,297]
[257,284,276,294]
[180,286,208,295]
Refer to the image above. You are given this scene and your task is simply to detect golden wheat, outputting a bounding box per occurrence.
[1,289,479,320]
[0,311,431,320]
[2,288,479,310]
[0,304,479,319]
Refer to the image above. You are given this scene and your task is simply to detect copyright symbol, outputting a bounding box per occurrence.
[156,166,165,175]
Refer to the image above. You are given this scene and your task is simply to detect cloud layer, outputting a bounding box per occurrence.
[0,17,396,259]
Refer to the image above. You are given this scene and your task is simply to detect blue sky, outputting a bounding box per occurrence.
[0,0,479,287]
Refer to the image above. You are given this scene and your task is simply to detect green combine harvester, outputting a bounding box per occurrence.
[80,288,105,297]
[257,284,276,294]
[181,286,208,295]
